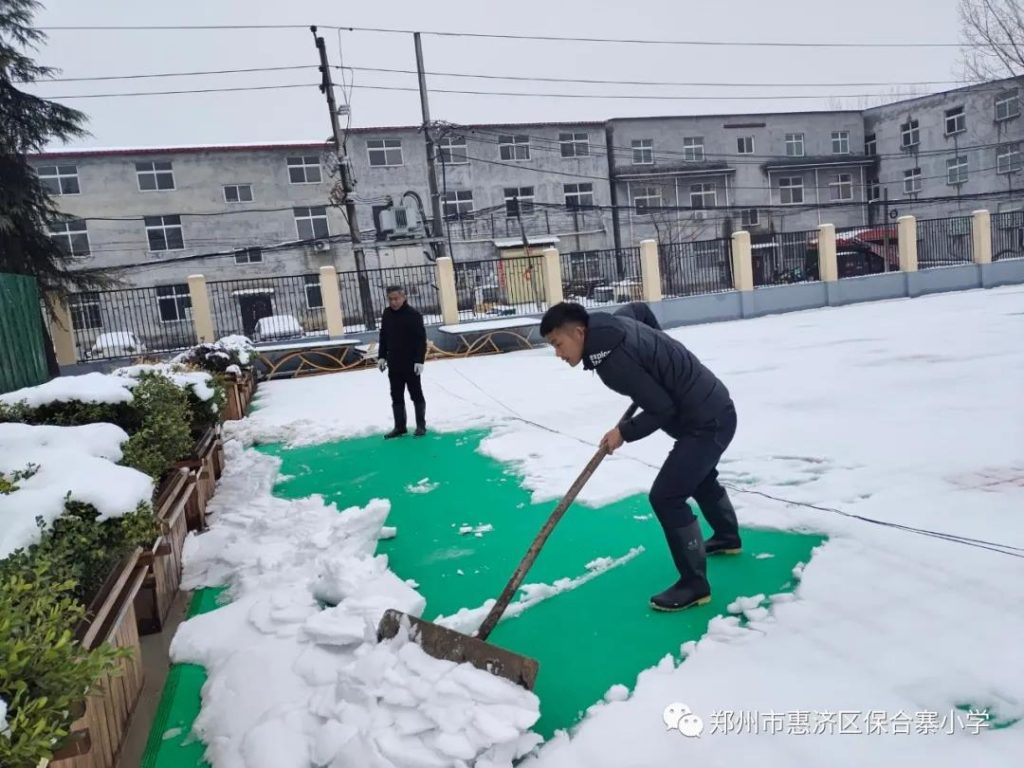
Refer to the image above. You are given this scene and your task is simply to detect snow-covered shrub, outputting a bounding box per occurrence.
[174,334,255,374]
[0,554,124,768]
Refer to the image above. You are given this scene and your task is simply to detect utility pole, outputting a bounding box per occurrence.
[311,26,375,330]
[414,32,447,262]
[604,124,623,275]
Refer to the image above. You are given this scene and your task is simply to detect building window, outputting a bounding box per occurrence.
[287,155,321,184]
[69,292,101,330]
[156,284,191,323]
[564,183,594,209]
[223,184,253,203]
[831,131,850,154]
[443,190,474,218]
[367,138,403,167]
[438,136,468,165]
[632,139,653,165]
[901,119,920,149]
[136,161,174,191]
[559,132,590,157]
[737,136,754,154]
[865,134,877,156]
[867,177,880,202]
[498,135,530,161]
[996,143,1021,175]
[829,173,854,201]
[37,164,80,195]
[294,206,330,240]
[632,185,662,214]
[304,275,323,309]
[903,168,922,195]
[741,209,760,228]
[48,219,90,256]
[944,106,966,135]
[995,90,1020,121]
[778,177,804,204]
[689,183,716,209]
[946,156,968,185]
[503,186,534,217]
[234,247,263,264]
[683,137,705,161]
[785,133,805,157]
[144,215,184,251]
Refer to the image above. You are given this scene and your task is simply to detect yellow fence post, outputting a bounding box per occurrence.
[730,230,754,291]
[319,265,346,336]
[897,215,918,272]
[639,239,663,302]
[435,256,460,325]
[186,274,215,343]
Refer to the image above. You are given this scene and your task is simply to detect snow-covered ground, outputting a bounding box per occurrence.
[185,286,1024,767]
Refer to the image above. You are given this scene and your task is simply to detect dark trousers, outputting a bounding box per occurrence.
[648,405,737,528]
[389,366,425,429]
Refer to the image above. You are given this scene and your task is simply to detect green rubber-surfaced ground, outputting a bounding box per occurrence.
[141,428,825,765]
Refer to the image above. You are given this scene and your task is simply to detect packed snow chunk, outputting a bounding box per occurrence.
[380,526,398,540]
[240,716,312,768]
[459,523,494,536]
[302,607,370,647]
[406,477,439,494]
[0,371,133,408]
[755,552,775,559]
[312,553,426,621]
[743,606,772,622]
[603,684,630,702]
[0,423,153,559]
[727,594,766,614]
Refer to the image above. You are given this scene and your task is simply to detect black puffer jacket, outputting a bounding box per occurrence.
[582,312,733,442]
[614,301,661,330]
[378,303,427,370]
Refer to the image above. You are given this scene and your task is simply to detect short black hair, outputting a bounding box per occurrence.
[385,285,405,294]
[540,302,589,336]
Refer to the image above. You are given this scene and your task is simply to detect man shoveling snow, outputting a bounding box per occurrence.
[540,301,742,611]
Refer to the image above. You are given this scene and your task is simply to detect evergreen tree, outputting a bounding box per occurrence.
[0,0,92,372]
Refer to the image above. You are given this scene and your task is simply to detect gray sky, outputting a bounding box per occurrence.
[28,0,967,149]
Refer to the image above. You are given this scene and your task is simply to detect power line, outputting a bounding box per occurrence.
[37,83,323,99]
[36,23,994,49]
[25,65,316,83]
[340,64,971,90]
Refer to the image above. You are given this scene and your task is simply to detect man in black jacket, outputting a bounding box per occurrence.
[540,301,741,611]
[377,286,428,438]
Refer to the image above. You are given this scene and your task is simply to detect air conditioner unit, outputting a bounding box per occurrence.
[693,211,708,221]
[379,203,425,239]
[313,240,331,252]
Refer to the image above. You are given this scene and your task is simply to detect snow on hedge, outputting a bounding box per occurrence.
[171,441,541,768]
[114,363,217,402]
[0,371,134,409]
[0,423,154,560]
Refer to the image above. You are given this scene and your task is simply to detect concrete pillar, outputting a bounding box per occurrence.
[48,293,77,366]
[730,230,754,291]
[435,256,460,325]
[318,265,346,337]
[186,274,215,343]
[639,239,663,302]
[817,223,839,282]
[897,215,918,272]
[541,247,564,307]
[972,209,992,265]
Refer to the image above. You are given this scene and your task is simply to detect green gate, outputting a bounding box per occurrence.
[0,273,49,394]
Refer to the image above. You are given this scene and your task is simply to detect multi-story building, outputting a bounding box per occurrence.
[29,76,1021,356]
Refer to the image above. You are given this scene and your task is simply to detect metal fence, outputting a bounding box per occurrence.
[1,273,48,391]
[992,210,1024,261]
[560,247,642,306]
[750,230,820,286]
[453,256,548,320]
[338,264,442,331]
[660,239,734,297]
[834,225,900,277]
[917,216,973,269]
[207,274,326,343]
[65,285,197,362]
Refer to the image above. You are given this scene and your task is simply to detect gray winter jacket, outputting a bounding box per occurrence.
[582,312,733,442]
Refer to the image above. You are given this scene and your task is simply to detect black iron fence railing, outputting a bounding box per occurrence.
[916,216,973,269]
[207,274,325,342]
[337,264,442,331]
[560,247,642,306]
[453,256,548,320]
[660,239,733,297]
[991,210,1024,262]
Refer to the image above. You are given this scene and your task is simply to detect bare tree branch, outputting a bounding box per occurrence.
[959,0,1024,81]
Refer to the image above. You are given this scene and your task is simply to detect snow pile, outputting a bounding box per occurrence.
[406,478,439,494]
[0,371,133,409]
[459,523,494,537]
[171,441,540,767]
[0,423,154,559]
[114,363,217,402]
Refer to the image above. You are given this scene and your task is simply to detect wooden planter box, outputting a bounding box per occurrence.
[172,426,222,533]
[223,369,256,421]
[133,469,195,635]
[49,547,148,768]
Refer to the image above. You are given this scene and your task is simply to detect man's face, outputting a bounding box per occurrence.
[387,291,406,310]
[545,324,586,367]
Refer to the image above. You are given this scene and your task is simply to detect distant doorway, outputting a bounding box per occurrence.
[238,292,273,337]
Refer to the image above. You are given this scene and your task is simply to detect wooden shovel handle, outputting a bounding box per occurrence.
[475,403,639,641]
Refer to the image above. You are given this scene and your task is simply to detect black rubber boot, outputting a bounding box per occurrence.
[385,403,406,439]
[650,520,712,611]
[414,402,426,437]
[701,492,742,555]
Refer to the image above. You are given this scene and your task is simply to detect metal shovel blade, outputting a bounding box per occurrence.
[377,608,540,690]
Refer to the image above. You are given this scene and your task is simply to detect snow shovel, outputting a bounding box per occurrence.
[377,403,639,690]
